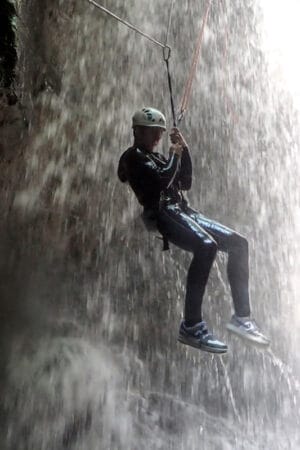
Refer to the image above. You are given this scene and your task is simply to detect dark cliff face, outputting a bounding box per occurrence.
[0,0,299,448]
[0,0,17,90]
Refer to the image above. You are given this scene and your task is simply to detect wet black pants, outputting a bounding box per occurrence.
[157,203,251,322]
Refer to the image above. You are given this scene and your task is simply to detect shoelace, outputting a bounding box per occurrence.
[194,322,210,337]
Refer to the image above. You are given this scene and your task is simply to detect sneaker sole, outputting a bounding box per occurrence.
[226,323,270,346]
[178,336,228,354]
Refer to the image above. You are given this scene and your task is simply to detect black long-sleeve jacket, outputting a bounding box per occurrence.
[118,145,192,211]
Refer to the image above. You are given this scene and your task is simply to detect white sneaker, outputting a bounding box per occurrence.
[226,315,270,346]
[178,320,228,354]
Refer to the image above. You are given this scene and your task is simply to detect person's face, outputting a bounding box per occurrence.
[134,126,164,151]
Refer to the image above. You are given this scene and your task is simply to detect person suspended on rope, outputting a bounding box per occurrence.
[117,107,270,354]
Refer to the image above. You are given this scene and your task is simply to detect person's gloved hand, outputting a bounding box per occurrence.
[169,127,188,148]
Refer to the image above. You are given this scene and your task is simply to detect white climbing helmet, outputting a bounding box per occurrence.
[132,107,167,130]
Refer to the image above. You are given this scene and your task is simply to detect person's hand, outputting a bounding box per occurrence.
[169,142,183,157]
[169,127,188,148]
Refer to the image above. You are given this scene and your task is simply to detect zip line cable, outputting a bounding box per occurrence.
[87,0,212,127]
[87,0,177,125]
[87,0,170,51]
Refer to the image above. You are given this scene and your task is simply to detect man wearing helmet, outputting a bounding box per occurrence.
[118,107,270,354]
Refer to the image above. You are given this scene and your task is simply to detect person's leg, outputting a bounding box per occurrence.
[187,209,270,345]
[157,204,228,353]
[186,208,251,317]
[157,204,217,323]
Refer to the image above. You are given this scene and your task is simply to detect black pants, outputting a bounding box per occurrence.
[156,203,251,322]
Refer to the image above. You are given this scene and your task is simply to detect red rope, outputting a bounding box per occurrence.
[178,0,212,123]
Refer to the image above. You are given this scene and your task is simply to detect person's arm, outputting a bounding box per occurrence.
[129,146,181,191]
[117,150,129,182]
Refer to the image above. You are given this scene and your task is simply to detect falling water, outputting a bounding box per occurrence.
[0,0,299,449]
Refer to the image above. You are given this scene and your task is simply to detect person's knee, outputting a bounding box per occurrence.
[195,237,218,259]
[231,234,248,255]
[241,236,249,253]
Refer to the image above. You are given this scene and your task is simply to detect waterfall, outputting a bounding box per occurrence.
[0,0,299,448]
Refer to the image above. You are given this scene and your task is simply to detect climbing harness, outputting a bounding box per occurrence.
[87,0,212,126]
